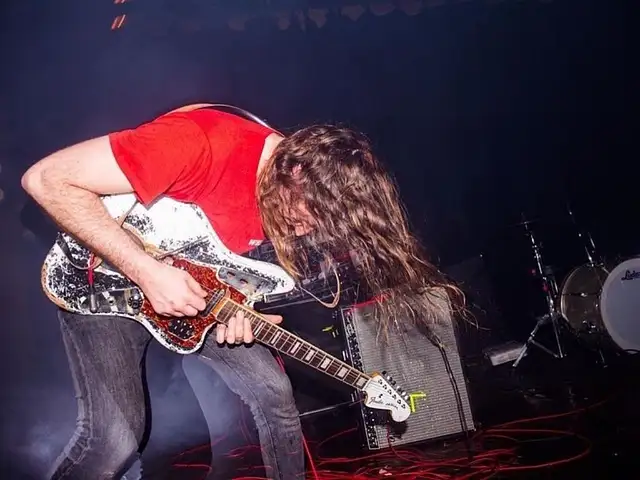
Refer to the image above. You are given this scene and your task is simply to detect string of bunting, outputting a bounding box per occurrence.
[230,0,438,32]
[110,0,552,32]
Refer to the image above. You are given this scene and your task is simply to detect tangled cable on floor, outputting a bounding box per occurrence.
[168,392,610,480]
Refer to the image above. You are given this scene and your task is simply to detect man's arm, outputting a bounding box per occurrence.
[22,136,153,281]
[22,136,207,316]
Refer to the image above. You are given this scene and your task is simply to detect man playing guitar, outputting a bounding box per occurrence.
[23,104,459,479]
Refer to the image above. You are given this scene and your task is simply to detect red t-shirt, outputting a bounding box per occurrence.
[109,109,275,254]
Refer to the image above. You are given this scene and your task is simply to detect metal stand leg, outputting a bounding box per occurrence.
[513,313,565,368]
[512,216,566,369]
[551,311,565,358]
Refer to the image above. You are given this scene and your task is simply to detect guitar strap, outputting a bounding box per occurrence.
[166,103,283,136]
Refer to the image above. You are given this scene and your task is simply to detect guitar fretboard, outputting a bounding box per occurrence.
[216,299,370,390]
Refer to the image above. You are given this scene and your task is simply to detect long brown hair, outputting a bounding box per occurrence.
[257,125,464,337]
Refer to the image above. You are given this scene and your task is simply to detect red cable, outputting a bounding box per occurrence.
[303,430,320,480]
[168,353,617,478]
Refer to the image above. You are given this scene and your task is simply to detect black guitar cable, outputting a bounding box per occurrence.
[428,332,473,461]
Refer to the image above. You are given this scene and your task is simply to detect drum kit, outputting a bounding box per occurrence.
[511,205,640,368]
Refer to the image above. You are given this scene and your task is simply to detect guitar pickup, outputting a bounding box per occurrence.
[202,288,226,317]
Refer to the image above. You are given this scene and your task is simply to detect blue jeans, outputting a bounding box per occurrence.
[50,311,303,479]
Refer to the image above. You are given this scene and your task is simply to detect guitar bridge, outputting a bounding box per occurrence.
[79,287,143,316]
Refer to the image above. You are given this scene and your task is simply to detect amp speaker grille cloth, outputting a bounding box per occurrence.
[340,291,474,449]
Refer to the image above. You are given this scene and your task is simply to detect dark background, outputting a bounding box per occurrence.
[0,0,635,478]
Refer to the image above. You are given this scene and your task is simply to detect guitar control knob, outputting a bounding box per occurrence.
[128,292,143,310]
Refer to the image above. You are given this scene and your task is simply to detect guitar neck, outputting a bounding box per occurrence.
[216,299,370,390]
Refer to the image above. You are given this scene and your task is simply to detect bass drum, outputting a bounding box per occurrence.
[559,263,609,340]
[559,258,640,351]
[601,257,640,352]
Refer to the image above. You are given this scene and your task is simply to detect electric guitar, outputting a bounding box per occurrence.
[41,194,411,422]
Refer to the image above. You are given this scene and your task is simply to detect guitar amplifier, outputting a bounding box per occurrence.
[339,292,475,449]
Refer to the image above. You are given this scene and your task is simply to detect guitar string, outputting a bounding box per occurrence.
[195,281,372,387]
[215,300,408,410]
[224,299,369,382]
[209,296,397,408]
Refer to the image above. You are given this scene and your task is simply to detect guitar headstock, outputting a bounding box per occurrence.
[362,371,411,422]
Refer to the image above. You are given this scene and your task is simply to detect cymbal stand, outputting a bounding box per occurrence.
[566,202,608,366]
[567,202,600,266]
[513,220,565,368]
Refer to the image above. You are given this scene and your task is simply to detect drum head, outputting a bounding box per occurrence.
[559,264,608,335]
[601,258,640,351]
